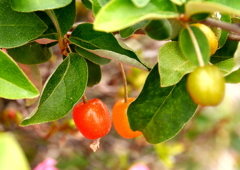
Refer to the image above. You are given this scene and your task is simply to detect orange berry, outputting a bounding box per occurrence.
[112,98,142,139]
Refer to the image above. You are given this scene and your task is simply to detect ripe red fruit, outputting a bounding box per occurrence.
[73,98,112,139]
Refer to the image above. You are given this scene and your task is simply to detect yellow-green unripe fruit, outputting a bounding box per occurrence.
[187,65,225,106]
[191,23,218,56]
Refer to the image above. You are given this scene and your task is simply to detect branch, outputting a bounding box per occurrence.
[201,17,240,35]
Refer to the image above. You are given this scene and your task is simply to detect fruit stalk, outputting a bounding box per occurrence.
[119,63,128,103]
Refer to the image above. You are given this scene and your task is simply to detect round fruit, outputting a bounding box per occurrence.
[73,98,112,140]
[187,65,225,106]
[191,23,218,56]
[112,98,142,139]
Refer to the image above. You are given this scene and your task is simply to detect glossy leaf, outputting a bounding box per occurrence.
[94,0,178,32]
[158,42,196,87]
[218,14,230,48]
[69,23,149,70]
[18,64,42,106]
[0,50,39,99]
[120,20,150,38]
[0,133,30,170]
[7,42,52,65]
[179,26,210,66]
[35,11,58,41]
[11,0,72,12]
[21,53,88,126]
[185,0,240,17]
[128,64,197,144]
[0,0,47,48]
[47,0,76,37]
[86,59,101,87]
[131,0,150,8]
[75,46,110,65]
[145,19,172,40]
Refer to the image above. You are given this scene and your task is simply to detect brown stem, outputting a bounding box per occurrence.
[228,33,240,41]
[82,94,88,103]
[200,18,240,34]
[119,63,128,103]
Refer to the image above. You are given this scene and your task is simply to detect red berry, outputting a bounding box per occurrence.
[72,98,112,139]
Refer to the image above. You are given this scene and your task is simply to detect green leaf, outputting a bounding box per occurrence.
[46,0,76,37]
[179,26,210,66]
[120,20,150,39]
[0,50,39,99]
[145,19,172,40]
[75,46,110,65]
[82,0,92,9]
[86,59,101,87]
[185,0,240,17]
[215,58,234,75]
[158,42,196,87]
[11,0,72,12]
[35,11,58,41]
[94,0,178,32]
[128,64,197,144]
[211,40,238,64]
[225,68,240,83]
[0,0,47,48]
[69,23,149,70]
[131,0,150,8]
[218,14,230,48]
[7,42,52,65]
[0,133,30,170]
[21,53,88,126]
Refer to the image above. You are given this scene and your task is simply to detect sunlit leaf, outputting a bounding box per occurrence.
[11,0,72,12]
[0,50,39,99]
[158,42,196,87]
[94,0,178,32]
[185,0,240,17]
[0,133,30,170]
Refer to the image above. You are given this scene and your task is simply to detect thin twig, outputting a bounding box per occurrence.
[118,63,128,103]
[228,33,240,41]
[201,17,240,34]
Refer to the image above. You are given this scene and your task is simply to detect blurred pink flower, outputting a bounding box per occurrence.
[34,158,58,170]
[129,162,150,170]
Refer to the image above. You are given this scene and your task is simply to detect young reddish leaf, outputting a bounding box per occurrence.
[128,64,197,144]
